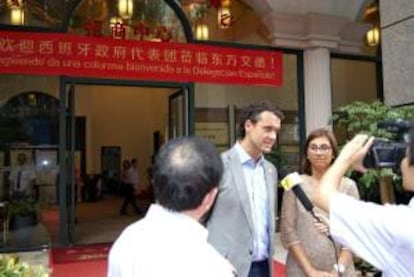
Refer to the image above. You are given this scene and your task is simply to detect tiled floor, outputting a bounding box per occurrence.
[11,196,288,272]
[273,232,288,263]
[14,232,288,274]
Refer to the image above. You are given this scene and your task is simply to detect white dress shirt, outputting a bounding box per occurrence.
[235,143,270,261]
[125,167,139,185]
[9,165,36,193]
[330,193,414,277]
[108,204,235,277]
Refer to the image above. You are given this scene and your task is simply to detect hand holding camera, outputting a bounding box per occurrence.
[336,134,374,173]
[338,120,414,173]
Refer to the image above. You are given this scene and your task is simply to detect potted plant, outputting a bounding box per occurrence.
[265,147,289,179]
[9,196,38,230]
[0,254,49,277]
[331,100,414,204]
[265,147,289,231]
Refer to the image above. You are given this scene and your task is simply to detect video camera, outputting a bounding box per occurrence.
[363,120,414,169]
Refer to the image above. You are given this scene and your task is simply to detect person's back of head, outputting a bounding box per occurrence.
[152,136,223,212]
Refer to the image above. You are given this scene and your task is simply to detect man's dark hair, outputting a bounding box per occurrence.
[237,101,284,139]
[152,136,223,212]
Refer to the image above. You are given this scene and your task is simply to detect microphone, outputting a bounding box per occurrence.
[280,172,315,213]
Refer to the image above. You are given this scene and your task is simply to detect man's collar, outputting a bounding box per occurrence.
[409,197,414,208]
[234,142,264,166]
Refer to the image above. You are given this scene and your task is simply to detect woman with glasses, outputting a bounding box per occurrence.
[280,128,358,276]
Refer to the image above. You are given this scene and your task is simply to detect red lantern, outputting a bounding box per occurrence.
[84,20,102,37]
[208,0,221,8]
[133,22,150,40]
[111,22,126,40]
[155,26,172,42]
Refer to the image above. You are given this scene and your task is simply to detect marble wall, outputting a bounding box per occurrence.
[381,0,414,105]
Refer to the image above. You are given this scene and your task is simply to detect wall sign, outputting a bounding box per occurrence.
[0,30,283,87]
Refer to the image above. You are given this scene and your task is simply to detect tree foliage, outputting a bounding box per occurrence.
[331,101,414,199]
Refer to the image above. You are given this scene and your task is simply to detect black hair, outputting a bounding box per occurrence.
[152,136,223,212]
[237,101,284,139]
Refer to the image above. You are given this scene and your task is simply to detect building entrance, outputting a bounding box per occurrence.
[57,79,191,246]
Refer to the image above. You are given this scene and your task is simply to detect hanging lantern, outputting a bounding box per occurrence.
[220,0,231,7]
[366,27,380,46]
[110,16,125,39]
[10,7,24,25]
[217,6,231,29]
[110,16,123,27]
[195,23,209,40]
[118,0,134,19]
[7,0,24,8]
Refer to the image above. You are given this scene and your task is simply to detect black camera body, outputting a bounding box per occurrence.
[363,120,414,169]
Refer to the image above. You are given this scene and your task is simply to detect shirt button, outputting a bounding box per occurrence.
[249,250,253,255]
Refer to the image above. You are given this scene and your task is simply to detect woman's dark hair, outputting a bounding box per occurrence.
[301,128,339,175]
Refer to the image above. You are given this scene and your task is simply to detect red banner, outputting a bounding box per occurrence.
[0,30,282,86]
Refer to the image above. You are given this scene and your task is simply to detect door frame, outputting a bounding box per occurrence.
[58,76,194,246]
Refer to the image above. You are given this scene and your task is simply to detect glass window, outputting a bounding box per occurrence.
[69,0,187,42]
[0,74,59,251]
[0,0,67,28]
[177,0,268,44]
[331,58,378,143]
[331,58,378,109]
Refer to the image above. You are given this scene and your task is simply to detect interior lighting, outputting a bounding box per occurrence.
[118,0,134,19]
[366,27,380,46]
[10,7,24,25]
[217,6,231,29]
[195,23,209,40]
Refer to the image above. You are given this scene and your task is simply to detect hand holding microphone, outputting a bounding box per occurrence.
[280,172,315,214]
[281,172,332,239]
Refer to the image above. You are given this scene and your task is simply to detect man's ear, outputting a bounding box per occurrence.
[244,119,253,131]
[202,187,218,210]
[199,187,218,224]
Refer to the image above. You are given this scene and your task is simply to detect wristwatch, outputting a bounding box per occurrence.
[333,263,346,274]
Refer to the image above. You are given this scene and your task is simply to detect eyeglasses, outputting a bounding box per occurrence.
[309,144,332,153]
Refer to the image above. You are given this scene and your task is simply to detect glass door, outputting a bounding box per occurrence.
[168,88,189,139]
[58,84,77,245]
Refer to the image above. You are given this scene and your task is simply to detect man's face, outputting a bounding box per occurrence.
[17,154,27,165]
[400,151,414,192]
[244,111,281,155]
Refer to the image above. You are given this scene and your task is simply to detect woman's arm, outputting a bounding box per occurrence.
[333,178,361,274]
[280,190,332,276]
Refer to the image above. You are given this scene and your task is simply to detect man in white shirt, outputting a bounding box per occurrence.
[206,102,283,277]
[119,158,141,215]
[313,128,414,276]
[108,136,236,277]
[9,152,36,200]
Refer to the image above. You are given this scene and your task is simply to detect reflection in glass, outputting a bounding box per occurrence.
[69,0,187,42]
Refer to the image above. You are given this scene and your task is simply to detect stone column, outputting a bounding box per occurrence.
[380,0,414,105]
[304,47,332,134]
[262,12,369,135]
